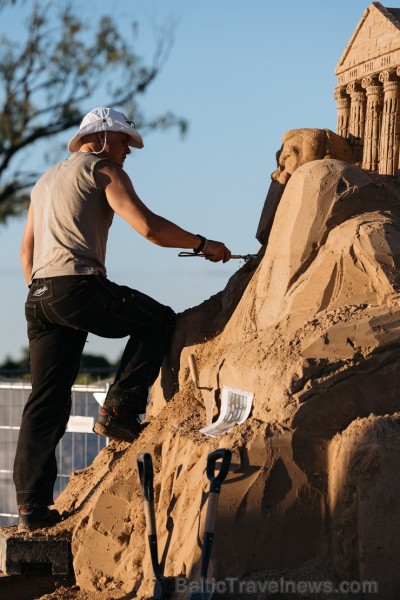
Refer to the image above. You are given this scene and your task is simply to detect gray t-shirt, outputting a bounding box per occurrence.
[31,152,114,280]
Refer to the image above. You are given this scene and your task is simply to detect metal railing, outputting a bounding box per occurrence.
[0,380,110,526]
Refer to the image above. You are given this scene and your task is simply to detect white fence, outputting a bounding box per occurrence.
[0,380,109,526]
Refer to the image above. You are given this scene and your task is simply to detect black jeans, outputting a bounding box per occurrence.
[13,275,176,508]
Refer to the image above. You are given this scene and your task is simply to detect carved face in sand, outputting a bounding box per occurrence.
[272,128,353,185]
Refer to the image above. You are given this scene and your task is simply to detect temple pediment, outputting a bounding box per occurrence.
[335,2,400,86]
[334,3,400,176]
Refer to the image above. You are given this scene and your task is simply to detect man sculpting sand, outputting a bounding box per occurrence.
[14,107,231,530]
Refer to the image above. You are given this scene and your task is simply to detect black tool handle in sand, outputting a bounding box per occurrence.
[200,449,232,581]
[137,453,163,581]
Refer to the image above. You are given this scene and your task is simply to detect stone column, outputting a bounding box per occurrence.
[378,70,400,176]
[361,76,383,171]
[334,86,351,138]
[346,81,366,164]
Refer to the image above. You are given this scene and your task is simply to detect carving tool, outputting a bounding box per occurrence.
[178,251,258,261]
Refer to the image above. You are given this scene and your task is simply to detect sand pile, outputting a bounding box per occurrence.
[44,151,400,599]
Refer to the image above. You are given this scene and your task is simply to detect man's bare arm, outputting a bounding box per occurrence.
[20,203,34,284]
[95,163,231,263]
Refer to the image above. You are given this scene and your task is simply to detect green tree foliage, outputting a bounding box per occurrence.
[0,348,30,377]
[0,0,187,222]
[78,352,117,382]
[0,348,118,381]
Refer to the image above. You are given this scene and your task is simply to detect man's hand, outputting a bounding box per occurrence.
[203,240,231,263]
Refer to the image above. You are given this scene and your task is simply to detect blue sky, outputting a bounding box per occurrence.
[0,0,384,364]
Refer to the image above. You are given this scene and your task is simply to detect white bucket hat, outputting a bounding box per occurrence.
[68,107,144,152]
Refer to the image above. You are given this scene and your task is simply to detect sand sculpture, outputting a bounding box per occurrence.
[256,128,354,246]
[334,2,400,174]
[47,124,400,599]
[12,3,400,599]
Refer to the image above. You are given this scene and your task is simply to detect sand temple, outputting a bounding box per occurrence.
[334,2,400,174]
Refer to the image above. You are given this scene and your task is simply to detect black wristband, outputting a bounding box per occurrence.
[193,234,207,254]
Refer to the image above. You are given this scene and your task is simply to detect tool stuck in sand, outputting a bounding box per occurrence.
[136,453,176,600]
[190,448,232,600]
[188,353,200,388]
[178,251,258,261]
[187,354,213,391]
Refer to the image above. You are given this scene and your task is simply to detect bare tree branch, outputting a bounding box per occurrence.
[0,0,188,223]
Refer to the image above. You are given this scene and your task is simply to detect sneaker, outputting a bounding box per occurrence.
[93,408,146,443]
[18,507,62,532]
